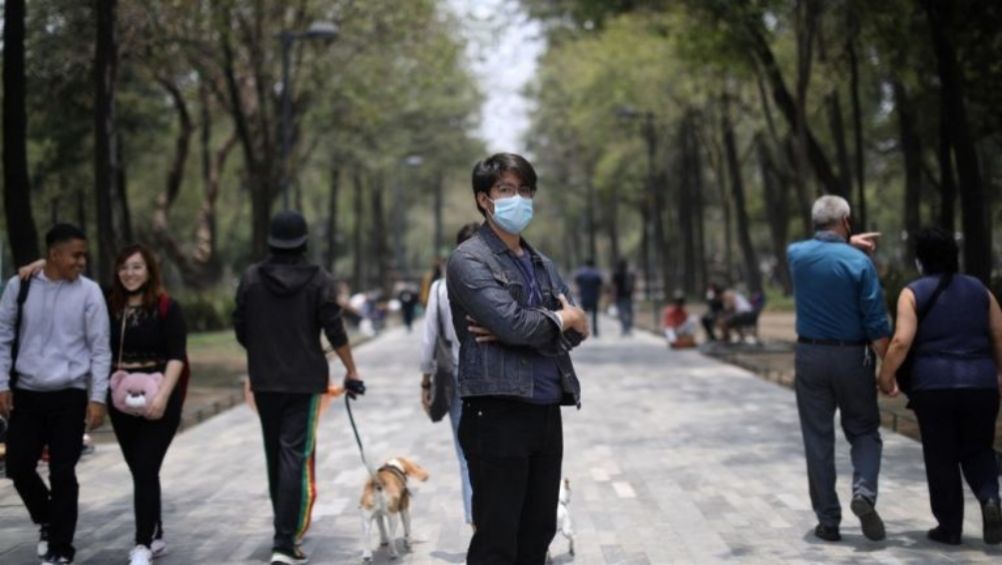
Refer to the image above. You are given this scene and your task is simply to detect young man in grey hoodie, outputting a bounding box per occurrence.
[0,223,111,564]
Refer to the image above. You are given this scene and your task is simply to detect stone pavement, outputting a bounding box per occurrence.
[2,321,1001,564]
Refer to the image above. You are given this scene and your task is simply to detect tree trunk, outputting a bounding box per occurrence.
[640,204,651,300]
[116,135,132,243]
[922,0,991,283]
[825,90,853,199]
[352,169,364,291]
[847,28,867,229]
[757,133,792,295]
[937,97,957,232]
[678,117,697,294]
[371,175,390,294]
[585,176,598,263]
[722,98,762,294]
[893,77,923,264]
[606,191,620,271]
[151,78,194,268]
[325,161,340,272]
[433,173,444,256]
[93,0,120,285]
[690,120,708,293]
[3,0,40,266]
[743,4,840,208]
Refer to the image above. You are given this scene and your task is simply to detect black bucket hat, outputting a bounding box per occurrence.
[268,210,309,249]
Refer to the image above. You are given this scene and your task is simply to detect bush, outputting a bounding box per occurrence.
[174,286,235,333]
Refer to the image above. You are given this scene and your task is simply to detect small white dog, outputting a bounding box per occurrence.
[548,478,575,562]
[358,457,429,562]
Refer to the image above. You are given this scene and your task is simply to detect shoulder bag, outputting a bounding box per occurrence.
[109,306,164,416]
[896,273,953,397]
[427,282,455,423]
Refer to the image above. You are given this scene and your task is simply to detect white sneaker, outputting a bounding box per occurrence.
[36,525,49,558]
[150,538,168,558]
[128,545,152,565]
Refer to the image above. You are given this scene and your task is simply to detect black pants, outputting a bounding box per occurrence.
[459,397,563,565]
[254,392,321,553]
[911,388,1000,535]
[582,303,599,337]
[5,388,87,559]
[108,387,182,546]
[701,313,717,341]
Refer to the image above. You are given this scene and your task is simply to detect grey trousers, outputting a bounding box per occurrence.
[794,343,882,527]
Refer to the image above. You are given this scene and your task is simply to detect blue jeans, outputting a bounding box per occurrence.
[448,386,473,524]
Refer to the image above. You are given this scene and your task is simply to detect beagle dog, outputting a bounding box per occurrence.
[359,457,429,562]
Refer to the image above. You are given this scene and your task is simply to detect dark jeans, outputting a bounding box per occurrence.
[108,387,183,546]
[254,392,321,553]
[794,344,882,527]
[911,388,1000,535]
[701,312,718,341]
[5,388,87,559]
[616,297,633,335]
[582,302,599,337]
[459,397,563,565]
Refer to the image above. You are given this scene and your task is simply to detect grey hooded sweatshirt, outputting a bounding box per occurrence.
[0,272,111,403]
[233,254,348,394]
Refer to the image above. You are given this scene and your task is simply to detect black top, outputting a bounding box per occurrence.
[110,298,187,368]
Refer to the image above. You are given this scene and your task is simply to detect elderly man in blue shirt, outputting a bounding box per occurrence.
[788,195,891,543]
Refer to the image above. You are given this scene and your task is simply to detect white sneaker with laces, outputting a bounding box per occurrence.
[150,538,168,558]
[128,545,153,565]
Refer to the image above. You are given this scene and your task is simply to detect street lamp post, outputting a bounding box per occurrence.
[277,22,338,211]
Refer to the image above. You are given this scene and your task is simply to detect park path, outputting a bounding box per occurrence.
[2,320,1000,564]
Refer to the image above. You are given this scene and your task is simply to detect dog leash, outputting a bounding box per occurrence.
[344,395,383,490]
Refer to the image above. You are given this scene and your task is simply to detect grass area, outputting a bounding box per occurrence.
[762,285,795,312]
[187,330,246,388]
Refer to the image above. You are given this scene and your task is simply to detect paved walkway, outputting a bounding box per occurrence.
[2,322,1001,564]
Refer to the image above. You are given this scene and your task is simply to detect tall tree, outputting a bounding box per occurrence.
[892,77,923,263]
[3,0,41,266]
[722,94,762,294]
[93,0,120,285]
[922,0,992,282]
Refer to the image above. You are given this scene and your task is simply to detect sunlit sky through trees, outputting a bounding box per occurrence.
[446,0,544,155]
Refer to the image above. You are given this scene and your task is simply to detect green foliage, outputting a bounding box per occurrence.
[174,285,235,333]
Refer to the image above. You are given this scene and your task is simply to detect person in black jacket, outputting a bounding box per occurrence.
[233,211,364,565]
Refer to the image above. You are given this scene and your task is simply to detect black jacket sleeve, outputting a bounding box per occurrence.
[317,272,349,350]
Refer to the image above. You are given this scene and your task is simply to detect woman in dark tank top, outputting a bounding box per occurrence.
[878,227,1002,546]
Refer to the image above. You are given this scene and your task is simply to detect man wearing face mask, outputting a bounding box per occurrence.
[446,153,589,564]
[787,195,891,544]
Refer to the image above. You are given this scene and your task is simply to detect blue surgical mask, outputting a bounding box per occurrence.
[491,195,534,234]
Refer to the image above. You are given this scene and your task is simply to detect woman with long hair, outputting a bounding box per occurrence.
[106,244,188,565]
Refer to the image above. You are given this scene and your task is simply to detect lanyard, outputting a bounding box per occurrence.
[509,251,543,305]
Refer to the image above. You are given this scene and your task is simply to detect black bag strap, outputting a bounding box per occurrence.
[10,276,33,389]
[917,272,952,324]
